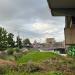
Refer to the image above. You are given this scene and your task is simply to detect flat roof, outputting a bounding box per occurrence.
[48,0,75,8]
[47,0,75,16]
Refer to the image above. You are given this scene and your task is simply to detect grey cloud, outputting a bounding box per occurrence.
[0,0,65,42]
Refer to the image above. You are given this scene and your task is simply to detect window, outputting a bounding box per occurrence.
[72,16,75,24]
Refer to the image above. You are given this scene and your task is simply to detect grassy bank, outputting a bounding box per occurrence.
[16,52,58,64]
[0,50,75,75]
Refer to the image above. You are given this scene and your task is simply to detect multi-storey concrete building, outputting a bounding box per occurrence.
[47,0,75,46]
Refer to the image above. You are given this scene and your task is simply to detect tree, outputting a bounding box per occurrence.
[7,33,15,48]
[16,36,22,48]
[23,38,32,48]
[0,27,8,50]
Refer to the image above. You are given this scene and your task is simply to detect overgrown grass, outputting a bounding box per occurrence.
[5,71,63,75]
[0,50,75,75]
[16,52,58,64]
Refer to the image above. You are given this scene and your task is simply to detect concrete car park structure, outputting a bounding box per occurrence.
[47,0,75,46]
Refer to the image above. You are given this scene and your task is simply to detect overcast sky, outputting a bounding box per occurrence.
[0,0,65,43]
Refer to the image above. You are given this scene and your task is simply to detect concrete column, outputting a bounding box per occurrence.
[65,16,75,45]
[65,16,71,28]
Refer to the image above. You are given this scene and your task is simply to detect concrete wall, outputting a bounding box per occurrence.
[65,27,75,45]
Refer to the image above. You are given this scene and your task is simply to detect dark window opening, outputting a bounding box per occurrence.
[72,16,75,24]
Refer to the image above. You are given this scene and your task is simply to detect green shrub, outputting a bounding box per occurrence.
[0,65,11,74]
[67,45,75,57]
[7,48,20,55]
[18,62,44,73]
[7,48,14,55]
[0,65,6,74]
[49,71,63,75]
[13,48,20,52]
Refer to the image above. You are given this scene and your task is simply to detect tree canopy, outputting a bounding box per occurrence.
[0,27,8,50]
[7,33,15,48]
[16,35,22,48]
[0,27,32,50]
[23,38,32,48]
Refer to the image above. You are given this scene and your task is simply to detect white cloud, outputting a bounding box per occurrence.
[32,22,62,34]
[32,23,50,31]
[31,21,65,42]
[32,22,59,32]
